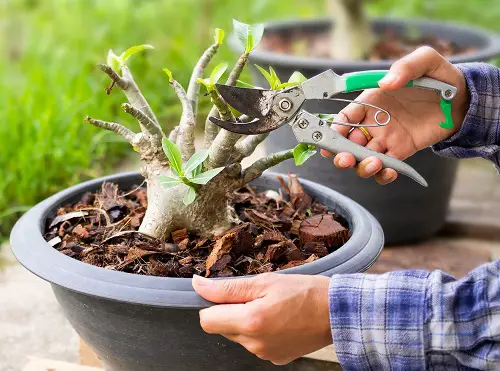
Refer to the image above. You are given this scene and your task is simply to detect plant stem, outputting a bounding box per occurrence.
[170,79,196,160]
[241,149,294,184]
[84,116,135,144]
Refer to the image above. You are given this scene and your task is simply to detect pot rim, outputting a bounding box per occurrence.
[10,171,383,308]
[229,16,500,70]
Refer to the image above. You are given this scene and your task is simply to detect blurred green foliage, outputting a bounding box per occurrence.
[0,0,498,239]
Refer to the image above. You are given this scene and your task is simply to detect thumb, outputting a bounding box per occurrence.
[378,46,452,90]
[192,275,267,304]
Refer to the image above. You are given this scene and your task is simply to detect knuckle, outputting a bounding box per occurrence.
[246,342,266,356]
[242,310,265,334]
[417,45,436,56]
[220,279,242,296]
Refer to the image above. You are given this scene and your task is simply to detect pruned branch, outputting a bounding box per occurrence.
[203,106,220,149]
[121,103,164,145]
[85,116,135,144]
[187,43,220,115]
[98,64,128,90]
[170,79,196,160]
[241,149,294,184]
[207,52,250,168]
[168,126,180,142]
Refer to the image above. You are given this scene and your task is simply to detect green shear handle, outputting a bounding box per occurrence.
[342,70,457,129]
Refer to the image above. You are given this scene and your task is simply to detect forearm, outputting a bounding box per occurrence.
[329,260,500,370]
[432,63,500,170]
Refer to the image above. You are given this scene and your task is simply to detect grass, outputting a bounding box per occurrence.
[0,0,323,238]
[0,0,498,239]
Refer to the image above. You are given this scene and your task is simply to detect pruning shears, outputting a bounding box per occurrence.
[209,70,458,187]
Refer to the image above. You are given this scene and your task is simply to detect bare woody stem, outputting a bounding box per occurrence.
[168,126,179,142]
[207,52,250,167]
[241,149,294,184]
[98,64,128,90]
[203,106,219,149]
[170,79,196,160]
[121,103,163,146]
[85,116,135,144]
[234,133,269,159]
[187,43,220,115]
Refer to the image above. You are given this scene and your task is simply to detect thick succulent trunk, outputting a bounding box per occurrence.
[139,168,239,240]
[329,0,374,60]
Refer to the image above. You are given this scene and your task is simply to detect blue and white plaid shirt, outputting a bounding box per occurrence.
[329,64,500,371]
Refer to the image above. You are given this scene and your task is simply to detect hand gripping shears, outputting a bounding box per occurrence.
[209,70,458,187]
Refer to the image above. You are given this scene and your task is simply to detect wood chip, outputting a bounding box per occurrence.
[49,211,88,228]
[300,214,348,251]
[72,224,90,239]
[172,229,189,244]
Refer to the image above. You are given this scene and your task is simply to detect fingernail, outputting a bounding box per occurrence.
[193,275,213,287]
[379,72,398,86]
[382,170,394,182]
[338,158,348,168]
[365,161,379,174]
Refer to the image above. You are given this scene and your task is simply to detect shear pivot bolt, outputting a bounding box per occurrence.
[444,89,453,99]
[279,98,292,112]
[312,131,323,142]
[298,119,308,129]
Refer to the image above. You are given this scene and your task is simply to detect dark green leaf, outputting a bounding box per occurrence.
[189,167,224,185]
[183,186,197,205]
[293,143,317,166]
[184,150,209,175]
[162,137,183,176]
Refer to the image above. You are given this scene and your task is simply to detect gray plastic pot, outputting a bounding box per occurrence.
[10,171,383,371]
[229,17,500,244]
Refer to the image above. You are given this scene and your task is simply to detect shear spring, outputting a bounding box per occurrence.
[320,98,391,128]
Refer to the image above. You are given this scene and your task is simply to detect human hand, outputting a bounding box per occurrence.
[192,273,332,365]
[322,46,469,184]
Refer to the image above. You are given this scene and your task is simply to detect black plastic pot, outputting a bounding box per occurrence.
[11,171,383,371]
[229,17,500,244]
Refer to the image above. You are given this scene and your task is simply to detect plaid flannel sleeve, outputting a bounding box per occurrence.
[329,63,500,370]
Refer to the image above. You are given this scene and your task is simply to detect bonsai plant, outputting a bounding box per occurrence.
[239,2,500,244]
[10,21,384,370]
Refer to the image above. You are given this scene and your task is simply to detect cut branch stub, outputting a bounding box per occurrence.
[299,214,349,252]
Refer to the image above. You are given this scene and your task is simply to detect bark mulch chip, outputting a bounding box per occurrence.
[44,176,350,277]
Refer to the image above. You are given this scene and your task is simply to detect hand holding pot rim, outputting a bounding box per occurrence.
[192,273,333,365]
[321,46,469,185]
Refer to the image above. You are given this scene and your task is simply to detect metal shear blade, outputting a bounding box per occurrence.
[209,116,282,134]
[215,84,276,118]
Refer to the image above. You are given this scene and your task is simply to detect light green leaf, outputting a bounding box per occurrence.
[107,49,122,72]
[276,82,299,90]
[159,175,183,189]
[288,71,307,85]
[163,68,173,82]
[237,80,255,88]
[192,163,203,177]
[184,150,209,175]
[196,77,211,88]
[183,186,197,205]
[162,137,183,176]
[254,64,274,88]
[171,166,180,177]
[210,62,228,86]
[269,67,281,86]
[214,28,225,45]
[189,167,225,185]
[120,44,154,63]
[233,19,265,53]
[293,143,317,166]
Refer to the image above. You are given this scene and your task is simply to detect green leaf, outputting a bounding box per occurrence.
[162,137,183,176]
[210,62,228,86]
[192,163,203,177]
[276,82,299,90]
[163,68,173,82]
[288,71,307,85]
[196,77,211,88]
[237,80,255,88]
[233,19,265,53]
[269,67,281,86]
[293,143,317,166]
[214,28,225,45]
[183,186,197,205]
[171,166,180,177]
[254,64,274,88]
[189,167,224,185]
[159,175,183,189]
[106,49,122,72]
[184,150,209,175]
[120,44,154,63]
